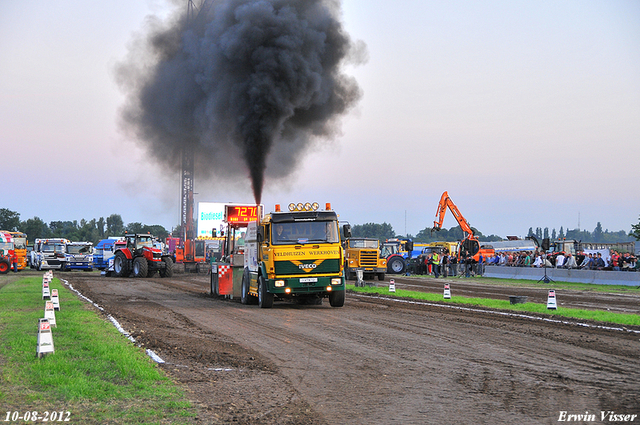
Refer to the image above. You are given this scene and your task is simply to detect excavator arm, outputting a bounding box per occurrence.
[432,191,475,238]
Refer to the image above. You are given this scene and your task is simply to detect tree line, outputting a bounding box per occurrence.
[352,220,638,244]
[0,208,173,245]
[2,207,638,246]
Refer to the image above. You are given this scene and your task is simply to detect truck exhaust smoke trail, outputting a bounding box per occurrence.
[117,0,365,204]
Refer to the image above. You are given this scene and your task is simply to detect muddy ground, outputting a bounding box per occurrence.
[40,271,640,424]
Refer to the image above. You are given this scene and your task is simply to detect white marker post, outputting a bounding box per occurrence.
[389,279,396,292]
[443,283,451,299]
[44,301,57,328]
[51,289,60,311]
[36,318,55,358]
[42,280,51,300]
[547,289,557,310]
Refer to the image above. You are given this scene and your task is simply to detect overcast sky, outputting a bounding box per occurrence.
[2,0,639,238]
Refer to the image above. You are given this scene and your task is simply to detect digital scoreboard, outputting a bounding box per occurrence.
[225,205,259,225]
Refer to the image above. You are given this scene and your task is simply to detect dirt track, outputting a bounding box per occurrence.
[57,271,640,424]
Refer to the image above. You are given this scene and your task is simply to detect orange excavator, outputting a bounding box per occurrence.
[432,191,494,261]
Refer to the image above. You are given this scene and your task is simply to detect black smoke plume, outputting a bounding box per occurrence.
[117,0,365,204]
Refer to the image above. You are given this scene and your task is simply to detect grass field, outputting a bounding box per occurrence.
[0,275,195,424]
[347,278,640,327]
[441,275,640,293]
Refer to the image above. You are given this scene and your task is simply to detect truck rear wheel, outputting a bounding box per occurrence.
[258,275,273,308]
[241,269,256,305]
[133,257,148,278]
[114,252,128,277]
[329,290,345,307]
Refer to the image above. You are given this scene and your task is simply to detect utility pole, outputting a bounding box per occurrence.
[181,1,197,243]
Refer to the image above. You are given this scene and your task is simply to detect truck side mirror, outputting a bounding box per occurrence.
[257,227,264,243]
[343,224,352,239]
[406,241,414,253]
[541,238,550,250]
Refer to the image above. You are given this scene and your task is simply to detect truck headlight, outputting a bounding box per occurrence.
[275,280,285,287]
[331,278,341,285]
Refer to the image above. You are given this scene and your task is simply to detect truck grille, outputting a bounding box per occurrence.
[359,250,379,267]
[274,259,340,275]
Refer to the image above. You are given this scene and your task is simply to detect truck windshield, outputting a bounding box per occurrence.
[349,239,379,249]
[12,238,26,249]
[272,221,339,244]
[67,245,92,254]
[41,243,62,252]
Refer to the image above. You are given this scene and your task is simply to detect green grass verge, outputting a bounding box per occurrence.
[403,274,640,293]
[347,284,640,327]
[0,276,196,424]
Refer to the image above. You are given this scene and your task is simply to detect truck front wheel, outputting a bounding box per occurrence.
[258,275,273,308]
[329,290,345,307]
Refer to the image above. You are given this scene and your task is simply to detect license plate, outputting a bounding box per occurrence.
[300,277,318,283]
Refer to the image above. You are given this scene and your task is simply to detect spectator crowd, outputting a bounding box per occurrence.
[407,249,638,278]
[485,250,638,272]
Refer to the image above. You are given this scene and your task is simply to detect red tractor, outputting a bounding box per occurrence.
[113,234,173,278]
[0,253,10,274]
[0,232,15,274]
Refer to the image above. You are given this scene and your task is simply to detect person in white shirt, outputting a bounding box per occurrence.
[533,254,543,267]
[564,254,577,269]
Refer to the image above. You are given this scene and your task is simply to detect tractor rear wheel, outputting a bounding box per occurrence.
[114,252,129,277]
[133,257,148,278]
[387,256,406,274]
[0,259,9,274]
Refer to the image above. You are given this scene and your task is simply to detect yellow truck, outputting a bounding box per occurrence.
[344,238,386,282]
[241,202,348,308]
